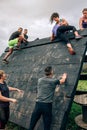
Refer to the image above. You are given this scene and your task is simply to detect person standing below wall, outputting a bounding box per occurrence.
[28,66,67,130]
[2,27,23,64]
[50,12,82,55]
[0,70,23,130]
[79,8,87,30]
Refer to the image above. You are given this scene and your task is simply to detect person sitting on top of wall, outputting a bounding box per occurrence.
[50,12,82,55]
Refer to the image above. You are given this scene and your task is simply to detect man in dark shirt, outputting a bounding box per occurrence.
[9,27,23,41]
[28,66,67,130]
[2,27,23,63]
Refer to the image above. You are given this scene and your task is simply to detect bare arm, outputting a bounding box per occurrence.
[8,87,23,93]
[23,37,29,43]
[0,91,17,103]
[60,18,69,26]
[22,34,29,43]
[50,33,55,41]
[79,17,84,30]
[59,73,67,84]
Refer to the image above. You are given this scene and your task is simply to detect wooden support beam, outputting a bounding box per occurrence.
[80,74,87,80]
[83,55,87,62]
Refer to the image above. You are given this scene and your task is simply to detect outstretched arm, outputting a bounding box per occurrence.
[8,87,23,93]
[0,91,17,103]
[79,18,84,30]
[59,73,67,84]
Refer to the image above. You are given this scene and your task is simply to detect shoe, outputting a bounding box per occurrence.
[15,46,21,50]
[24,42,28,46]
[2,59,9,64]
[75,35,82,40]
[68,47,76,55]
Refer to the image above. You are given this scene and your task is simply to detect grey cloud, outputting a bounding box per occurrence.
[0,0,87,55]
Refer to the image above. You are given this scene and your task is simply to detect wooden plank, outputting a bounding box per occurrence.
[80,74,87,80]
[83,55,87,62]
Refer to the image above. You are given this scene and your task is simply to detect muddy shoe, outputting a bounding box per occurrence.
[2,59,9,64]
[68,47,76,55]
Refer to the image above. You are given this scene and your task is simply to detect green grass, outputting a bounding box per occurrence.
[66,103,82,130]
[77,80,87,91]
[82,63,87,73]
[6,122,26,130]
[66,80,87,130]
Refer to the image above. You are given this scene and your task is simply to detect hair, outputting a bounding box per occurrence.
[24,29,28,31]
[44,66,52,76]
[50,12,59,24]
[0,70,5,79]
[82,8,87,13]
[18,27,23,31]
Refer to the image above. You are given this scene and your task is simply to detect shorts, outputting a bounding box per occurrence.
[8,38,18,48]
[0,106,9,129]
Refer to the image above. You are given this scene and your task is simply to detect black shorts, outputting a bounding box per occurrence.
[0,106,9,129]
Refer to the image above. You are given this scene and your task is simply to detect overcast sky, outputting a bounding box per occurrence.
[0,0,87,55]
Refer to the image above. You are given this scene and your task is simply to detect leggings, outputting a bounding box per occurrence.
[0,106,9,129]
[56,25,77,44]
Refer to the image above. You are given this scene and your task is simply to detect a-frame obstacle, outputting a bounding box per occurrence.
[0,29,87,130]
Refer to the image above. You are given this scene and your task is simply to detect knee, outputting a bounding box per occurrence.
[9,49,13,54]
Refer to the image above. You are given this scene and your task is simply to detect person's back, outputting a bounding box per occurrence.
[9,27,23,41]
[28,66,67,130]
[9,31,21,41]
[36,76,60,103]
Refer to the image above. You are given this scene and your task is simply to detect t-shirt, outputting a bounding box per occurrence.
[0,82,9,107]
[24,34,28,40]
[52,24,60,37]
[82,20,87,28]
[36,77,60,103]
[9,31,21,41]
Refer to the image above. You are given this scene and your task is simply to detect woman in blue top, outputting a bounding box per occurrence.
[50,12,82,55]
[79,8,87,30]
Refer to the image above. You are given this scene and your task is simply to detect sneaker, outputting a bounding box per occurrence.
[75,35,82,40]
[68,47,76,55]
[2,59,9,64]
[15,46,21,50]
